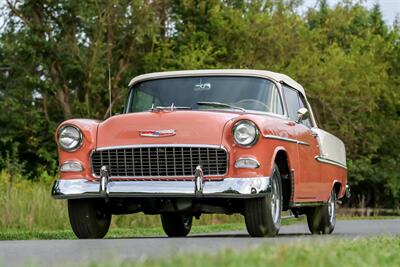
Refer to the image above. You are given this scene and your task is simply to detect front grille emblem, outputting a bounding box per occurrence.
[139,130,176,137]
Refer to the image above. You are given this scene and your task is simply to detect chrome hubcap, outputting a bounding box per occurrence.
[328,193,336,225]
[270,174,280,224]
[182,216,191,228]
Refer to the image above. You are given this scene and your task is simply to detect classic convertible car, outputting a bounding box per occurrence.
[52,69,348,238]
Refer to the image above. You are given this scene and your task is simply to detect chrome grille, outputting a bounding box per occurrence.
[91,146,228,177]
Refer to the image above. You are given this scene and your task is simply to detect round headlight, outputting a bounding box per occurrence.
[58,125,83,151]
[233,120,259,147]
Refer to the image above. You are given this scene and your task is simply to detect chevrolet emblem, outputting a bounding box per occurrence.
[139,130,176,137]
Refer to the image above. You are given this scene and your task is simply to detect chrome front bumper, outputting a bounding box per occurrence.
[51,177,271,199]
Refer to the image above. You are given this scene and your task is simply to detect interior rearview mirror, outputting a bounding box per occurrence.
[296,107,309,123]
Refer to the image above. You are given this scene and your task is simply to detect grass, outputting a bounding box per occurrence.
[86,236,400,267]
[0,214,307,240]
[0,173,70,230]
[0,223,245,240]
[0,219,305,240]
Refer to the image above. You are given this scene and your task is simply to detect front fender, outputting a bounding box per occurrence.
[56,119,100,180]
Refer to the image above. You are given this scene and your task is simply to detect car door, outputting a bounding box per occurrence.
[282,86,321,201]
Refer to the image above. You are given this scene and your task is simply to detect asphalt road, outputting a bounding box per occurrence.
[0,219,399,267]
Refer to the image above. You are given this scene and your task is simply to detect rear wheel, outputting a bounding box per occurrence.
[307,189,337,234]
[160,213,193,237]
[244,164,282,237]
[68,199,111,239]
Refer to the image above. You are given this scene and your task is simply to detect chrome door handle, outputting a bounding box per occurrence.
[285,121,296,126]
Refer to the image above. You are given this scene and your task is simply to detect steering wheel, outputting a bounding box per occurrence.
[234,99,271,112]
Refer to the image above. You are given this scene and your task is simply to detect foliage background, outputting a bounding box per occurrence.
[0,0,399,208]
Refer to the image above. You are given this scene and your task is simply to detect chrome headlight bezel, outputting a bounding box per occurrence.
[58,125,83,152]
[232,120,260,147]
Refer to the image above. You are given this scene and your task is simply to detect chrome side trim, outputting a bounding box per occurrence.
[290,201,325,207]
[52,177,271,199]
[297,140,310,146]
[315,156,347,170]
[264,135,309,146]
[264,134,297,143]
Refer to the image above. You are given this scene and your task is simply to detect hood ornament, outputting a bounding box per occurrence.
[139,130,176,137]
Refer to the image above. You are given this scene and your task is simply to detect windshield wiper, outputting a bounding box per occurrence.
[150,103,192,112]
[197,102,246,112]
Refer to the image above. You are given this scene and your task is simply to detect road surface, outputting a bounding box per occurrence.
[0,219,399,267]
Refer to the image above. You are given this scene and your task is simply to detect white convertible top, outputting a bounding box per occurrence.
[128,69,305,95]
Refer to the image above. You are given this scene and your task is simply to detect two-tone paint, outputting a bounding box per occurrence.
[55,70,347,206]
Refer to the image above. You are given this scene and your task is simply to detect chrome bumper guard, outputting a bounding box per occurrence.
[52,176,271,199]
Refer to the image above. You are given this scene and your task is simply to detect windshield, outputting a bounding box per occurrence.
[127,76,284,114]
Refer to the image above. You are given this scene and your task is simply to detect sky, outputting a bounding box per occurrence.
[302,0,399,25]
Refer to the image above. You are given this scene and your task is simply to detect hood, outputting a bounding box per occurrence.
[96,111,240,148]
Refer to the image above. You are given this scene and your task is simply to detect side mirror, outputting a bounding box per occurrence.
[296,107,309,123]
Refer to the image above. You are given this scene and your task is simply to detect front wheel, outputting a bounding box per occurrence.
[160,213,193,237]
[244,164,282,237]
[68,199,111,239]
[307,189,337,234]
